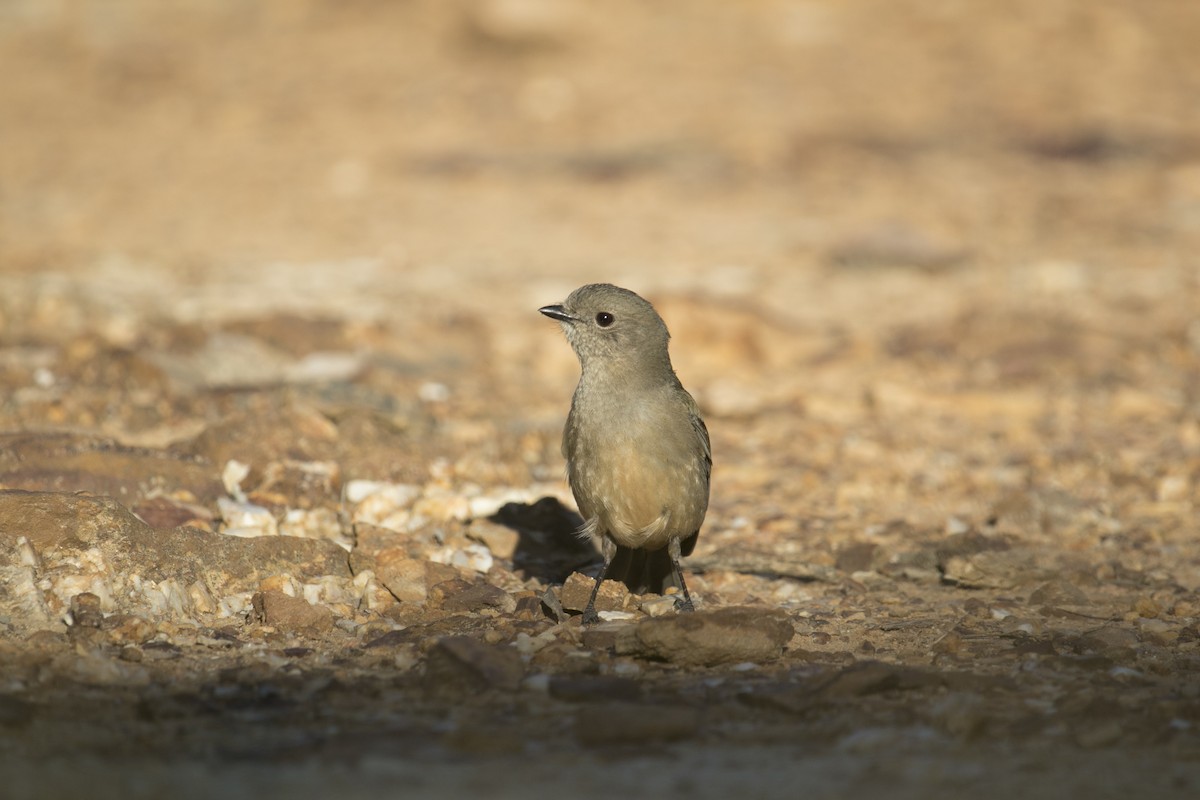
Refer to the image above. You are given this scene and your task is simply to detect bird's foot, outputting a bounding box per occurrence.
[674,596,695,613]
[580,607,602,626]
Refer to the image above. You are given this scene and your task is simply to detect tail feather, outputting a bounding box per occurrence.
[604,545,683,595]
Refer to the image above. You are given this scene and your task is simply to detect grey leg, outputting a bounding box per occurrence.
[668,537,695,613]
[581,538,614,626]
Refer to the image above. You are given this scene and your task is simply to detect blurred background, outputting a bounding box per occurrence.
[1,0,1197,511]
[2,0,1198,302]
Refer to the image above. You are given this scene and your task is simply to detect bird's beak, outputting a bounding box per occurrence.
[539,304,576,323]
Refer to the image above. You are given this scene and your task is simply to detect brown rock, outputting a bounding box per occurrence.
[68,592,103,628]
[466,518,520,559]
[559,571,630,614]
[101,614,157,645]
[836,541,880,573]
[433,579,516,614]
[0,432,223,506]
[375,548,428,604]
[423,636,524,695]
[632,606,795,666]
[251,589,334,634]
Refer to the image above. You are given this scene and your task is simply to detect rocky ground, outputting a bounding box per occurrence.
[2,1,1200,798]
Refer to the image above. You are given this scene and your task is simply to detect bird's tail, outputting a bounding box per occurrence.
[604,545,682,595]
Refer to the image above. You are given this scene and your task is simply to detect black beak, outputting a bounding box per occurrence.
[539,304,576,323]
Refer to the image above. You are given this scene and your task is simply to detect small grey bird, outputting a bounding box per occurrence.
[540,283,711,624]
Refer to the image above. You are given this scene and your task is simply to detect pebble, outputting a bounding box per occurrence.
[429,543,494,574]
[217,497,278,538]
[559,572,630,614]
[251,589,334,634]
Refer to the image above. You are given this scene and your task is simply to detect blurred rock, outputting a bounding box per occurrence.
[424,636,525,695]
[0,432,222,504]
[574,702,701,745]
[630,606,794,666]
[431,578,516,614]
[177,403,338,470]
[466,518,520,559]
[374,548,429,604]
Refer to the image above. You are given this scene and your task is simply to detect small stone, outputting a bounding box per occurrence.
[466,518,520,560]
[432,579,516,614]
[423,636,525,694]
[513,593,544,621]
[429,543,494,574]
[68,592,104,628]
[251,589,334,634]
[640,595,679,617]
[217,497,278,538]
[1133,596,1162,619]
[540,586,566,622]
[835,542,879,573]
[101,614,157,645]
[374,548,428,604]
[632,606,795,666]
[559,572,629,614]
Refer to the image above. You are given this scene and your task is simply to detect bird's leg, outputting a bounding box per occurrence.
[581,538,614,626]
[668,537,695,613]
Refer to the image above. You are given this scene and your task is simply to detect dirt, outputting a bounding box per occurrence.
[1,1,1199,798]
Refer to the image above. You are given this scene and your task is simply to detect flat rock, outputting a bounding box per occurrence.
[0,490,351,634]
[631,606,795,666]
[0,431,221,505]
[433,579,516,614]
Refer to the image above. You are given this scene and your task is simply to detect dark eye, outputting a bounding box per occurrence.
[595,312,614,327]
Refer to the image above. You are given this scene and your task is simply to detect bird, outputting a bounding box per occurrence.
[539,283,711,624]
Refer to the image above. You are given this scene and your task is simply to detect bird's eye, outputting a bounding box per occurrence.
[595,312,614,328]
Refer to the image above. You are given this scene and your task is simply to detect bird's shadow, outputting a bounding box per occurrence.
[489,496,600,583]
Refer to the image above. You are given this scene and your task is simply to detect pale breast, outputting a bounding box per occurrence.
[565,386,709,549]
